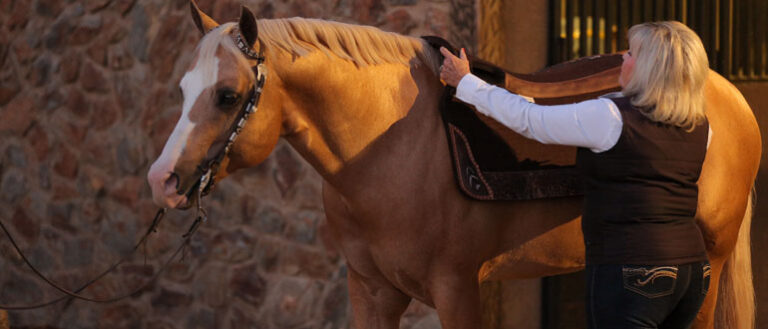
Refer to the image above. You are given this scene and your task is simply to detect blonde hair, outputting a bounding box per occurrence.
[623,21,709,130]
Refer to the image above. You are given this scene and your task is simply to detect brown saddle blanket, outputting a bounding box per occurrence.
[422,36,622,201]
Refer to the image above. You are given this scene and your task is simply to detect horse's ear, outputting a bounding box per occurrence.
[189,0,219,35]
[238,6,258,48]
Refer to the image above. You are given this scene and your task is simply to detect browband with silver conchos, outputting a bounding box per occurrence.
[235,32,264,60]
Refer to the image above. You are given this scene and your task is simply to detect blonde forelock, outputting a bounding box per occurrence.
[196,23,255,80]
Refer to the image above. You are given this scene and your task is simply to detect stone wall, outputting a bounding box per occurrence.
[0,0,474,328]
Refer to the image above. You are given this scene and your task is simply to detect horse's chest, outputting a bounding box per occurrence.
[332,226,434,303]
[323,186,437,303]
[391,268,433,305]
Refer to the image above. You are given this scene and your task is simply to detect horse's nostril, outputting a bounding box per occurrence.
[165,173,180,191]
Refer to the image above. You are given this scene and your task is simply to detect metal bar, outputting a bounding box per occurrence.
[632,0,642,25]
[643,0,653,22]
[740,0,749,78]
[700,0,712,68]
[655,0,666,20]
[591,0,597,55]
[581,0,589,57]
[593,0,598,55]
[687,0,696,32]
[544,0,766,80]
[566,0,573,60]
[761,0,768,77]
[619,0,630,50]
[608,0,618,52]
[719,0,731,78]
[595,0,605,54]
[716,0,727,74]
[550,0,563,64]
[750,0,758,78]
[667,0,676,20]
[740,0,747,77]
[750,0,762,78]
[732,0,741,77]
[710,0,720,71]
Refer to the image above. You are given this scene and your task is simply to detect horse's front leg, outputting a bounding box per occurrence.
[430,272,484,329]
[347,267,412,329]
[322,184,412,328]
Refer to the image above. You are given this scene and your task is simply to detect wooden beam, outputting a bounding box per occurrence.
[479,0,505,64]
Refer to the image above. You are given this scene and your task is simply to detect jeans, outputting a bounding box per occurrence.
[586,261,710,329]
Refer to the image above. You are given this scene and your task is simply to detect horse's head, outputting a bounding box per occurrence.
[147,1,282,209]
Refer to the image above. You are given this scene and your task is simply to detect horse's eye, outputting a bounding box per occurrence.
[217,90,241,108]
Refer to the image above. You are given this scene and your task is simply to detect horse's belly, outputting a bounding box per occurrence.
[481,221,585,281]
[476,199,586,282]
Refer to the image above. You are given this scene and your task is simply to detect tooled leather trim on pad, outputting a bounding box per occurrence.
[449,124,494,200]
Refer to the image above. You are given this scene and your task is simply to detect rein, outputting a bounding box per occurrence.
[0,31,267,310]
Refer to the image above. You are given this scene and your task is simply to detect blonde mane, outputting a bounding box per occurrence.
[256,18,440,73]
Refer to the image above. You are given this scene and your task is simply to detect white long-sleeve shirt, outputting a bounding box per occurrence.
[456,73,623,153]
[455,73,711,153]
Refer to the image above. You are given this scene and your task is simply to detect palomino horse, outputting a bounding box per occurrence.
[147,3,761,328]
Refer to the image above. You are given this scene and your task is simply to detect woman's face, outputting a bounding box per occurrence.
[619,49,636,88]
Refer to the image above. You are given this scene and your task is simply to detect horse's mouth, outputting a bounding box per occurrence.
[173,141,225,209]
[176,176,204,210]
[176,192,197,210]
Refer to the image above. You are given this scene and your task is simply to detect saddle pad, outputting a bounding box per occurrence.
[424,36,622,201]
[440,91,586,200]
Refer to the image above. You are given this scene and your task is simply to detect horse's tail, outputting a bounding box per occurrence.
[715,188,755,329]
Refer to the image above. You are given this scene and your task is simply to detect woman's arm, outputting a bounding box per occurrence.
[439,47,623,153]
[456,74,623,153]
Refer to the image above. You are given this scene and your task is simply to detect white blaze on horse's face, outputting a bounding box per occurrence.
[172,56,221,166]
[148,22,261,209]
[147,31,228,208]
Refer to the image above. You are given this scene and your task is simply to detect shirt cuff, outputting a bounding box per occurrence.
[455,73,487,105]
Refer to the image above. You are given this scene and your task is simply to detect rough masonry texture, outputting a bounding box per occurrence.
[0,0,475,328]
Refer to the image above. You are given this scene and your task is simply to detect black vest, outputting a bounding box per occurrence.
[576,96,709,265]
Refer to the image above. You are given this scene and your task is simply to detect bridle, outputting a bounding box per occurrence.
[192,32,267,202]
[0,30,268,309]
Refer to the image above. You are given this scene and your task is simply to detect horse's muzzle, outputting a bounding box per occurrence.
[147,169,189,209]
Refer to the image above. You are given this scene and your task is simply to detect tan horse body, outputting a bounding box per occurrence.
[148,5,760,329]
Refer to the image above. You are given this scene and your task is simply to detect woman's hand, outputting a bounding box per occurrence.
[439,47,470,87]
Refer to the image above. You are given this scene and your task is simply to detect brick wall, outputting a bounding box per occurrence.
[0,0,476,328]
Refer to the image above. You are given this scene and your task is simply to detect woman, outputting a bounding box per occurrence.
[440,21,711,328]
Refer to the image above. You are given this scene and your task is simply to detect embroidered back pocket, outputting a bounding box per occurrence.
[702,263,711,296]
[622,265,679,298]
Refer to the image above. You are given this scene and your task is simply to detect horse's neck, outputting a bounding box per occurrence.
[278,53,445,190]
